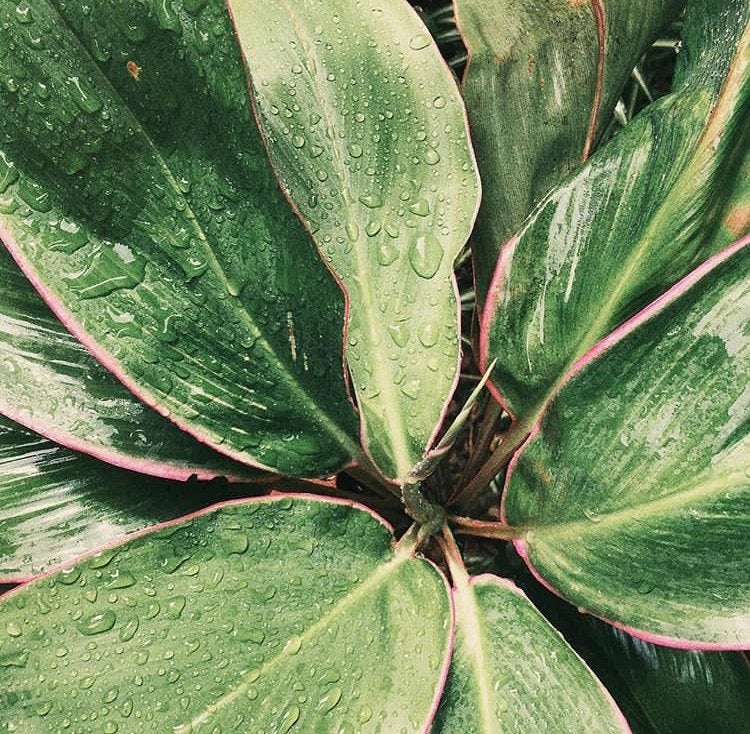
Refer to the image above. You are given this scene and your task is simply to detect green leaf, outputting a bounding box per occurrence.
[0,497,452,732]
[481,0,750,420]
[516,572,750,734]
[232,0,481,480]
[0,247,261,482]
[504,240,750,646]
[458,0,683,302]
[433,574,628,734]
[0,414,251,581]
[0,0,359,476]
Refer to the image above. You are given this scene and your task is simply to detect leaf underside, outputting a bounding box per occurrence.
[0,0,359,477]
[232,0,481,480]
[505,242,750,646]
[0,497,452,732]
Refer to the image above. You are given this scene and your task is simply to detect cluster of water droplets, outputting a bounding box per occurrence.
[0,500,447,732]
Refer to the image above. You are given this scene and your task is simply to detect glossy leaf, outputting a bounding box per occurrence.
[0,414,250,581]
[457,0,683,301]
[0,496,452,732]
[481,0,750,420]
[433,574,628,734]
[0,247,260,482]
[514,566,750,734]
[504,240,750,646]
[0,0,359,476]
[233,0,481,480]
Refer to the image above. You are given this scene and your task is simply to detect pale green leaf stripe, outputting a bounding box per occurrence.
[505,241,750,646]
[0,0,359,477]
[433,575,628,733]
[232,0,481,480]
[0,497,452,732]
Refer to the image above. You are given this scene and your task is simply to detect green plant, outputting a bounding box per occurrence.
[0,0,748,731]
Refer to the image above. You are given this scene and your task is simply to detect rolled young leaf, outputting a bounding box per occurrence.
[457,0,684,301]
[0,414,247,581]
[0,496,453,732]
[481,0,750,421]
[503,238,750,646]
[231,0,481,481]
[433,573,629,734]
[0,0,359,477]
[0,247,260,482]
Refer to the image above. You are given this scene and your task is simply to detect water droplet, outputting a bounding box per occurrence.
[78,610,116,636]
[432,96,446,109]
[118,617,139,642]
[5,621,22,637]
[316,170,329,182]
[67,75,103,114]
[0,151,19,194]
[107,570,136,589]
[365,221,381,237]
[310,144,324,158]
[166,595,187,620]
[358,705,373,723]
[284,636,302,655]
[359,193,384,209]
[377,242,398,266]
[347,143,363,158]
[418,323,439,347]
[35,701,52,717]
[279,705,300,733]
[408,233,444,278]
[388,323,410,347]
[345,221,360,242]
[408,199,430,217]
[103,687,120,704]
[582,508,602,523]
[318,686,342,712]
[409,33,431,50]
[292,134,305,149]
[424,148,441,165]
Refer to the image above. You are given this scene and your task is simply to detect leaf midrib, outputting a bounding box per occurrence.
[272,0,413,479]
[528,460,748,543]
[454,578,499,734]
[175,551,409,731]
[37,0,360,466]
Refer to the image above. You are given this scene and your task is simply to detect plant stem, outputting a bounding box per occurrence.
[438,524,469,585]
[449,514,523,541]
[454,400,502,493]
[450,419,530,508]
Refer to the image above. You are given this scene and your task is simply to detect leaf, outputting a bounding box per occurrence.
[0,414,250,581]
[481,0,750,421]
[433,574,629,734]
[232,0,481,481]
[0,247,261,482]
[515,568,750,734]
[457,0,684,302]
[0,496,452,732]
[503,239,750,646]
[0,0,359,476]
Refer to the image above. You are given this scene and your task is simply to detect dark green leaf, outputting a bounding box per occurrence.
[233,0,481,480]
[481,0,749,420]
[504,240,750,646]
[0,247,260,481]
[458,0,683,302]
[0,0,359,476]
[0,414,251,581]
[0,497,452,732]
